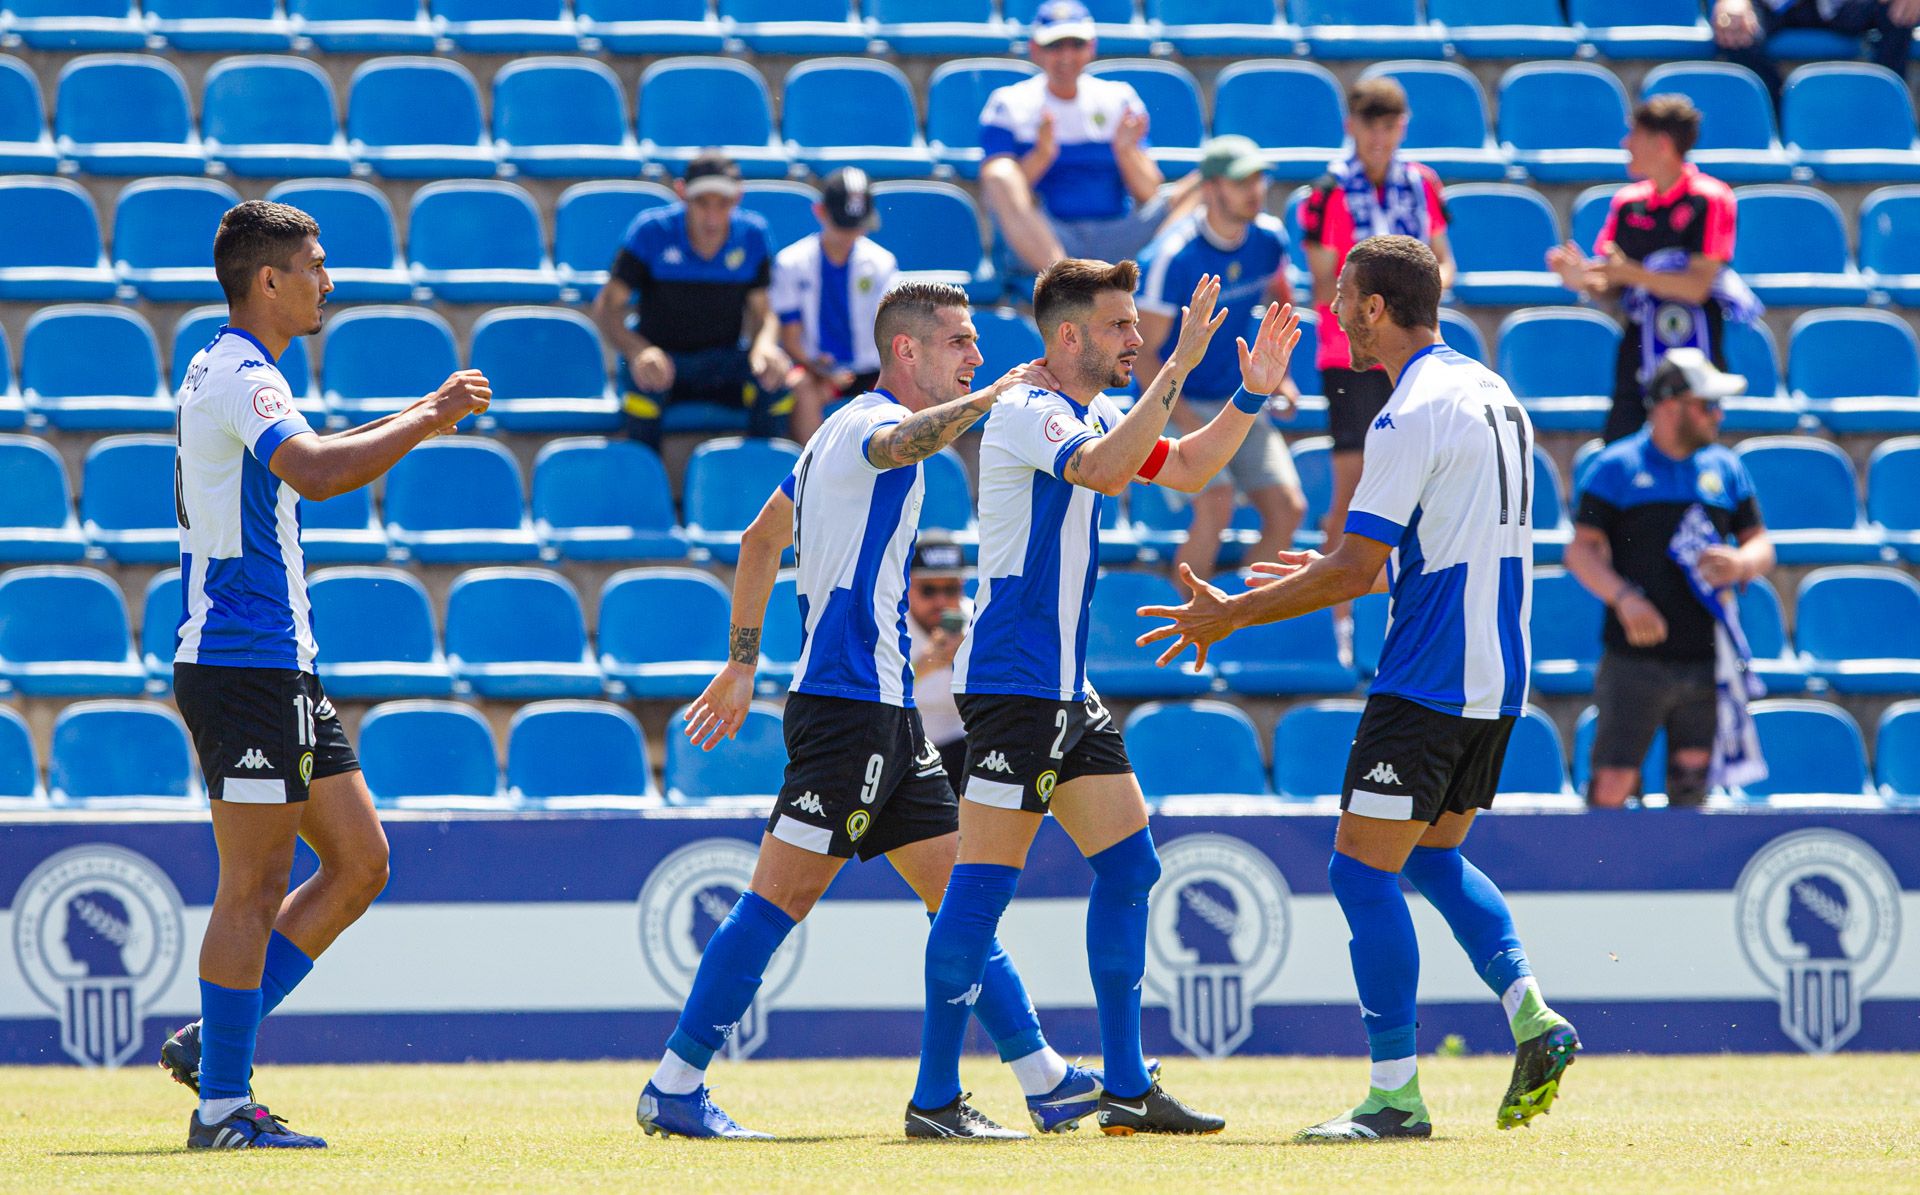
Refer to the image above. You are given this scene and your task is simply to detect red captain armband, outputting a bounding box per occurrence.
[1136,437,1172,482]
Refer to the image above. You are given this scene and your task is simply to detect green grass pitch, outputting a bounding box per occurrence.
[5,1053,1914,1193]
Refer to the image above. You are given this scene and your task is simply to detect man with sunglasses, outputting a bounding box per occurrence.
[1566,349,1776,808]
[906,537,973,786]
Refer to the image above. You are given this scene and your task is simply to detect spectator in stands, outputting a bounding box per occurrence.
[770,168,900,445]
[905,536,971,786]
[1139,134,1305,578]
[1300,77,1453,560]
[1713,0,1920,103]
[1548,97,1751,445]
[977,0,1195,273]
[1565,350,1777,809]
[592,152,792,449]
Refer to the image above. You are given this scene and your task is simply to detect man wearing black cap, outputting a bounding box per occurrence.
[591,151,793,448]
[771,167,899,444]
[905,535,972,785]
[1567,348,1777,808]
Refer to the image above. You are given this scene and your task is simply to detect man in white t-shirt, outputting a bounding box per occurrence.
[904,536,971,784]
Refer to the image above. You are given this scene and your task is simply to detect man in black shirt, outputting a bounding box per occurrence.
[1566,351,1776,807]
[590,153,793,448]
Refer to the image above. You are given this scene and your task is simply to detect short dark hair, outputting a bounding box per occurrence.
[1032,257,1139,339]
[213,200,319,306]
[1349,77,1408,123]
[873,281,970,358]
[1633,94,1701,158]
[1345,235,1441,332]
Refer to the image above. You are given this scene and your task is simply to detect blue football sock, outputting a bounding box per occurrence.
[258,931,314,1020]
[1399,845,1532,997]
[1327,851,1421,1063]
[924,911,1046,1064]
[198,979,262,1103]
[913,864,1019,1110]
[1085,828,1160,1100]
[663,890,795,1071]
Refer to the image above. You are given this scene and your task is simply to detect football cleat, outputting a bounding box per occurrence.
[636,1082,771,1140]
[159,1021,255,1098]
[1295,1104,1433,1142]
[1096,1082,1225,1136]
[1498,1019,1581,1130]
[186,1103,326,1150]
[904,1093,1029,1140]
[1026,1058,1161,1133]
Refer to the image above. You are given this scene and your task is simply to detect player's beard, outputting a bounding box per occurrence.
[1077,344,1134,391]
[1341,316,1377,371]
[916,358,968,405]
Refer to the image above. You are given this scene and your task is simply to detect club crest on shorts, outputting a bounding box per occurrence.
[11,845,185,1069]
[1735,830,1901,1055]
[1143,834,1291,1059]
[636,839,806,1060]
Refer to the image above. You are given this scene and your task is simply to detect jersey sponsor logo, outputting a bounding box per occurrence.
[662,246,684,264]
[1362,761,1402,787]
[790,791,825,816]
[251,386,291,421]
[1044,413,1073,443]
[234,749,271,771]
[1632,471,1655,489]
[1669,202,1695,232]
[980,750,1014,774]
[1372,413,1395,431]
[1144,834,1292,1058]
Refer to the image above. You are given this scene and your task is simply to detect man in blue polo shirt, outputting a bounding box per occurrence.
[591,152,793,448]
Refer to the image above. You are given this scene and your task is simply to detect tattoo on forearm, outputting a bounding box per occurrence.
[1161,377,1181,411]
[727,625,761,666]
[868,400,985,469]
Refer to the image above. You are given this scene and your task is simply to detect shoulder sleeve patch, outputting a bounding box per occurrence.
[252,385,292,421]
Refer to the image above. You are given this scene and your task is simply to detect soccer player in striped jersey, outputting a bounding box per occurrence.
[652,283,1090,1141]
[161,201,491,1149]
[911,261,1301,1138]
[1138,235,1580,1140]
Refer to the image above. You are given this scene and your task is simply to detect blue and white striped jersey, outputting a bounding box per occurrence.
[1346,344,1534,719]
[953,385,1124,702]
[779,390,924,707]
[174,327,317,671]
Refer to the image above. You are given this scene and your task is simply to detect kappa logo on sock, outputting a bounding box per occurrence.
[790,791,825,816]
[980,751,1014,774]
[1363,761,1402,787]
[234,749,271,771]
[946,983,982,1007]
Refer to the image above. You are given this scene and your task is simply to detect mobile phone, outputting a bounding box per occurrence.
[939,608,968,634]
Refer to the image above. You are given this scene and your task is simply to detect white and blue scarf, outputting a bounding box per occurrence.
[1621,247,1766,382]
[1668,503,1768,791]
[1331,152,1430,242]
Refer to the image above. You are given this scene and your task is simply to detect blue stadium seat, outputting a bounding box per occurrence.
[1209,600,1356,696]
[599,566,730,698]
[1351,589,1386,676]
[110,178,240,302]
[431,0,577,49]
[8,0,146,50]
[1212,61,1344,182]
[1868,437,1920,562]
[1717,317,1802,432]
[302,486,387,563]
[576,0,723,52]
[264,180,412,302]
[492,57,640,179]
[1290,437,1332,548]
[0,324,19,431]
[0,567,144,695]
[23,306,168,430]
[1086,571,1214,698]
[200,56,348,177]
[920,448,977,552]
[1529,566,1603,694]
[1271,698,1363,800]
[320,306,460,426]
[1794,567,1920,694]
[80,435,176,563]
[507,700,657,806]
[1788,308,1920,434]
[444,568,600,699]
[470,307,618,433]
[346,57,496,179]
[1570,0,1712,59]
[1782,63,1920,183]
[1497,706,1572,796]
[1732,186,1869,306]
[1571,704,1667,799]
[1148,0,1295,58]
[358,700,508,808]
[383,439,540,563]
[731,181,818,258]
[1860,184,1920,305]
[1125,483,1191,561]
[1639,62,1792,183]
[1358,61,1506,182]
[665,699,785,801]
[1744,699,1872,800]
[408,182,560,302]
[1429,0,1577,59]
[138,567,178,689]
[973,306,1045,384]
[1087,60,1204,178]
[1734,436,1883,564]
[1125,700,1270,799]
[1496,308,1616,433]
[54,56,203,175]
[49,701,198,808]
[533,437,686,561]
[1437,307,1486,363]
[1568,183,1617,254]
[683,437,802,564]
[871,181,997,303]
[0,56,60,173]
[289,0,436,50]
[307,567,453,699]
[1532,445,1570,564]
[0,179,114,300]
[927,58,1038,180]
[1295,0,1445,59]
[758,570,802,691]
[145,0,293,47]
[635,57,789,180]
[872,0,1007,55]
[554,180,675,302]
[1006,0,1154,54]
[0,704,43,805]
[783,59,935,181]
[1874,701,1920,799]
[0,435,83,561]
[1497,62,1630,183]
[1736,573,1807,695]
[1445,185,1576,306]
[171,307,320,424]
[722,0,868,53]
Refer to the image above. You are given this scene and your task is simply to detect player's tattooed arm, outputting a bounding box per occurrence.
[865,359,1061,470]
[727,624,761,666]
[1161,375,1181,411]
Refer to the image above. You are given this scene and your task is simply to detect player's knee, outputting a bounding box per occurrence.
[1261,484,1306,523]
[1089,830,1160,901]
[344,845,390,912]
[1666,758,1710,808]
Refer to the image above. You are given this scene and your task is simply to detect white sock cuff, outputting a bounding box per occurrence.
[650,1048,706,1096]
[1007,1046,1070,1097]
[1502,976,1540,1023]
[1369,1056,1418,1092]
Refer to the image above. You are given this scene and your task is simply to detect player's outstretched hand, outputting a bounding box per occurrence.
[988,358,1063,401]
[426,369,491,433]
[1167,274,1229,376]
[1236,301,1302,399]
[1135,562,1236,672]
[685,663,755,751]
[1244,549,1320,587]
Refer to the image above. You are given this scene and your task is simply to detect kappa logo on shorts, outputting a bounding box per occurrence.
[980,750,1014,774]
[1362,761,1402,787]
[234,749,271,771]
[790,791,825,816]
